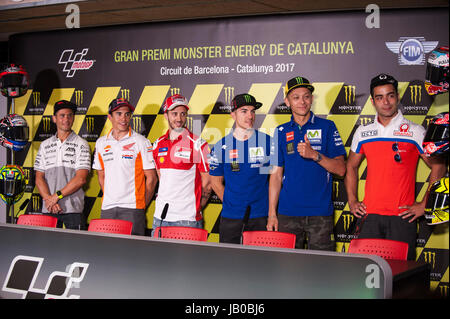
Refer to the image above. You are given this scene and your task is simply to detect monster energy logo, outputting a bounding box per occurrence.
[75,90,83,105]
[186,116,193,132]
[42,117,52,133]
[32,92,40,107]
[342,214,354,232]
[31,194,41,212]
[439,285,448,297]
[224,87,235,105]
[359,116,374,126]
[333,180,339,198]
[22,168,30,181]
[423,251,436,269]
[410,85,422,104]
[294,76,305,84]
[344,85,356,104]
[244,94,252,103]
[85,117,94,133]
[132,116,143,133]
[121,89,130,100]
[170,88,180,96]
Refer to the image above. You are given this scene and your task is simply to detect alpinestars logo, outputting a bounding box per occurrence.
[58,48,95,78]
[2,255,89,299]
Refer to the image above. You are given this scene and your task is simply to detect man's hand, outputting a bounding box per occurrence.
[43,194,63,214]
[348,200,367,218]
[398,201,426,223]
[266,214,278,231]
[297,134,317,160]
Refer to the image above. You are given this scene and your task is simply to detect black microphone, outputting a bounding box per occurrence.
[159,203,169,238]
[240,205,251,244]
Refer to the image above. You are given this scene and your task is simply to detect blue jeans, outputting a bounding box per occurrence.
[151,217,203,237]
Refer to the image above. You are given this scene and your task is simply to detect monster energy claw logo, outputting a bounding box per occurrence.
[170,88,180,96]
[410,85,422,104]
[32,194,41,211]
[42,117,52,133]
[423,251,436,269]
[295,76,304,84]
[132,116,143,133]
[344,85,356,104]
[342,214,354,232]
[222,87,235,112]
[85,117,94,133]
[75,90,83,105]
[121,89,130,100]
[224,87,234,105]
[32,92,40,107]
[439,285,448,297]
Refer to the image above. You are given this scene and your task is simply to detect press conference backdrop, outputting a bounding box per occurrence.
[4,8,448,297]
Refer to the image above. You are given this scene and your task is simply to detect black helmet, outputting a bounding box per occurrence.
[0,114,29,152]
[0,64,29,98]
[425,46,449,95]
[423,112,449,157]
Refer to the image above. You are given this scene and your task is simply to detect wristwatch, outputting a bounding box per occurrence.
[56,190,64,199]
[314,152,322,163]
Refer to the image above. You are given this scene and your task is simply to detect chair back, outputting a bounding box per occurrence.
[88,219,133,235]
[17,214,58,228]
[242,231,296,248]
[348,238,409,260]
[154,226,208,241]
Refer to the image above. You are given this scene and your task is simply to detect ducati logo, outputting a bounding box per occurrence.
[58,48,95,78]
[2,255,89,299]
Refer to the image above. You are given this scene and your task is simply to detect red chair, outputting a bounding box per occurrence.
[88,219,133,235]
[348,238,409,260]
[17,214,58,228]
[154,226,208,241]
[242,231,296,248]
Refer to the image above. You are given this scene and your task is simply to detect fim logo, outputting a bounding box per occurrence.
[2,255,89,299]
[58,48,95,78]
[386,37,438,65]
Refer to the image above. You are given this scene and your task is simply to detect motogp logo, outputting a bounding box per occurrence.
[2,255,89,299]
[58,48,95,78]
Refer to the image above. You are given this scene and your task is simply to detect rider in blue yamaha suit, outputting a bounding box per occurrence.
[210,94,272,244]
[267,76,347,250]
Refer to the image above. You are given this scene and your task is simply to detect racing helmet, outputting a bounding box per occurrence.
[0,114,30,152]
[0,64,29,98]
[0,165,27,205]
[423,112,449,156]
[425,177,449,225]
[425,46,449,95]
